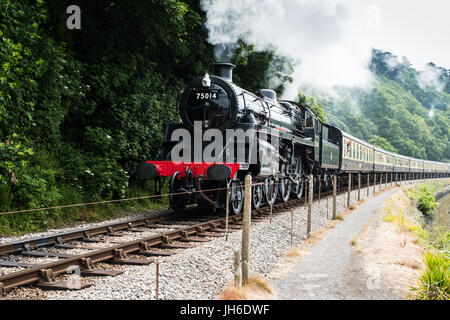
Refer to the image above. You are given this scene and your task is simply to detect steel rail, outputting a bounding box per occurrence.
[0,175,402,256]
[0,211,174,256]
[0,199,302,293]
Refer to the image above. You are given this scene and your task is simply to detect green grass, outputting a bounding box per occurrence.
[399,182,450,300]
[405,183,439,215]
[382,212,428,241]
[0,184,170,236]
[410,251,449,300]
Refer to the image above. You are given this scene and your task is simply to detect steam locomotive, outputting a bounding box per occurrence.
[137,63,450,214]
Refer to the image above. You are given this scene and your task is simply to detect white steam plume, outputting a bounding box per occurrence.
[200,0,374,99]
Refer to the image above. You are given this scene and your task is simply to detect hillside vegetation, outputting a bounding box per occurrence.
[308,49,450,162]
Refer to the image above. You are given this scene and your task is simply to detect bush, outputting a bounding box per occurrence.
[410,251,449,300]
[408,185,438,215]
[417,190,438,215]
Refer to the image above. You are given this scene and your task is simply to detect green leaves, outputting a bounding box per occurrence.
[410,251,449,300]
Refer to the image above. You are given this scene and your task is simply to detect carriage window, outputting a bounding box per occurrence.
[352,142,355,159]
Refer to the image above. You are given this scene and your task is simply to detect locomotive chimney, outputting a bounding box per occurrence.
[214,62,235,82]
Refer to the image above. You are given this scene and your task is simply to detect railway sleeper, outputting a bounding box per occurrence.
[80,258,123,277]
[0,260,38,268]
[82,231,100,243]
[112,248,153,265]
[107,227,125,237]
[154,234,194,249]
[158,242,194,249]
[196,232,224,238]
[178,231,211,242]
[54,237,80,249]
[36,268,91,291]
[20,250,76,259]
[138,243,175,257]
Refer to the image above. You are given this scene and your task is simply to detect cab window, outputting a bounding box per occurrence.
[305,112,314,128]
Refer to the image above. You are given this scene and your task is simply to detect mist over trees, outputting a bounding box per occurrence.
[313,49,450,162]
[0,1,448,230]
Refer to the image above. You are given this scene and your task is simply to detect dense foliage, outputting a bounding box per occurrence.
[0,0,217,232]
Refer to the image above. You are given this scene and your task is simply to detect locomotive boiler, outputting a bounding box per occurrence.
[137,63,324,213]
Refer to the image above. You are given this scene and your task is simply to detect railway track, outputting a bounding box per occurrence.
[0,177,431,297]
[0,197,309,296]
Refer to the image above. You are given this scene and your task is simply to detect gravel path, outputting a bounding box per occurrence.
[3,180,403,300]
[273,188,399,300]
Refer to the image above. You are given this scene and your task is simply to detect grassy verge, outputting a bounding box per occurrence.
[382,181,449,300]
[0,185,169,236]
[220,276,274,300]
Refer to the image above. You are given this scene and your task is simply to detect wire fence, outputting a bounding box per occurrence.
[0,173,444,217]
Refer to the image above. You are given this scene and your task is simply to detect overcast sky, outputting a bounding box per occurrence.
[200,0,449,93]
[347,0,450,69]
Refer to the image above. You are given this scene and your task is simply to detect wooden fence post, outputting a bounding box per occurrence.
[357,172,361,201]
[290,208,294,246]
[307,175,313,236]
[332,175,337,220]
[225,186,230,241]
[373,173,376,194]
[242,174,252,285]
[347,173,351,207]
[155,261,159,300]
[234,250,242,288]
[318,178,321,204]
[367,173,370,196]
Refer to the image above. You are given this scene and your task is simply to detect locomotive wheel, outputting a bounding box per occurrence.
[230,179,244,215]
[278,163,291,203]
[169,172,187,213]
[264,176,278,206]
[292,157,304,199]
[252,183,263,209]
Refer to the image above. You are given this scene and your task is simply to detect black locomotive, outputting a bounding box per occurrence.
[137,63,450,213]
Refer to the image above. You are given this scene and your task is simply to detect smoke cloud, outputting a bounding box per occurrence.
[200,0,374,99]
